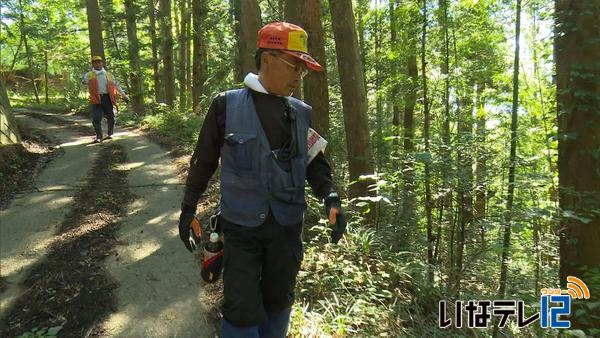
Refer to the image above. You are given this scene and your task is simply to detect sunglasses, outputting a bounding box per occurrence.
[270,53,309,78]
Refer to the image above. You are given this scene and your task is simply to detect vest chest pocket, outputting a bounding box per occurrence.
[224,132,258,171]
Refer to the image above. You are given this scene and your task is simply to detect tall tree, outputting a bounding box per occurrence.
[19,0,40,103]
[192,0,207,114]
[0,80,21,144]
[498,0,522,300]
[232,0,261,81]
[374,0,383,168]
[421,0,434,285]
[455,81,474,293]
[556,0,600,330]
[148,0,163,102]
[178,0,188,109]
[159,0,176,106]
[284,0,303,99]
[85,0,105,59]
[474,85,487,239]
[284,0,300,22]
[124,0,144,114]
[329,0,374,199]
[389,0,401,135]
[439,0,455,287]
[399,3,418,236]
[301,0,329,139]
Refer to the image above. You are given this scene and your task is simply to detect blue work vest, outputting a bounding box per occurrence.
[220,89,311,227]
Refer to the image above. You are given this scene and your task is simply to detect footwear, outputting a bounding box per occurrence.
[92,138,101,144]
[103,135,113,140]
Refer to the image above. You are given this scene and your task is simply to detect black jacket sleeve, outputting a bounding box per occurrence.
[181,94,226,212]
[306,151,335,200]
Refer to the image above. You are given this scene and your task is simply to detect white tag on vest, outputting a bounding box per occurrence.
[307,128,327,164]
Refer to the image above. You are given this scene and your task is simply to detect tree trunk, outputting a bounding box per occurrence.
[233,0,261,80]
[421,0,434,285]
[9,34,24,73]
[44,49,49,104]
[23,30,39,104]
[329,0,374,199]
[148,0,163,102]
[192,0,207,114]
[124,0,145,115]
[284,0,301,23]
[498,0,522,300]
[556,0,600,330]
[186,0,192,106]
[355,0,368,93]
[0,80,21,144]
[178,0,188,109]
[474,85,487,245]
[374,0,383,169]
[438,0,456,289]
[301,0,329,139]
[390,0,401,220]
[284,0,303,99]
[85,0,105,59]
[455,84,474,293]
[400,3,419,240]
[390,0,401,135]
[173,0,180,76]
[19,0,40,104]
[159,0,176,106]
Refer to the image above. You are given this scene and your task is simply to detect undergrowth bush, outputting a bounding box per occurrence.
[118,103,203,152]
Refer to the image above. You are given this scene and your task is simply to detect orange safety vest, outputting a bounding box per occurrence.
[87,71,117,105]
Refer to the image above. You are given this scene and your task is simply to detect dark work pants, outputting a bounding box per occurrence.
[220,211,303,335]
[91,94,115,139]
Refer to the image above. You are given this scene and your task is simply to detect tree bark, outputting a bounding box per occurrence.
[400,3,419,239]
[124,0,145,114]
[329,0,374,199]
[421,0,434,285]
[186,0,192,106]
[556,0,600,330]
[44,49,49,104]
[159,0,176,106]
[284,0,303,99]
[474,85,487,244]
[438,0,453,275]
[85,0,105,59]
[390,0,401,135]
[233,0,261,80]
[178,0,188,109]
[18,0,39,103]
[301,0,329,139]
[374,0,383,169]
[455,84,474,293]
[148,0,163,102]
[9,34,24,73]
[498,0,522,300]
[192,0,207,114]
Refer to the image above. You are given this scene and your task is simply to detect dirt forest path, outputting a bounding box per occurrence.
[0,110,216,337]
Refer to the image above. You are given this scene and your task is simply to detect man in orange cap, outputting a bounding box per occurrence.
[178,22,346,337]
[82,56,129,143]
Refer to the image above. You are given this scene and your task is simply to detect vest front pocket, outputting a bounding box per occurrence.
[224,132,258,171]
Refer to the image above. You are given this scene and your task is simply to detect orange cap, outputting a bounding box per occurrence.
[257,22,323,72]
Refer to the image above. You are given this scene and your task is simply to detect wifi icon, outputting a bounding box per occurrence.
[564,276,590,300]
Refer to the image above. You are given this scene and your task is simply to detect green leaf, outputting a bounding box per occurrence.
[47,326,62,336]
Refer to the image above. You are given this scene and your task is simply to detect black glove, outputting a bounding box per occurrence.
[324,192,346,244]
[178,212,195,252]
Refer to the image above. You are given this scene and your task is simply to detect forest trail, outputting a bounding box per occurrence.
[0,110,216,337]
